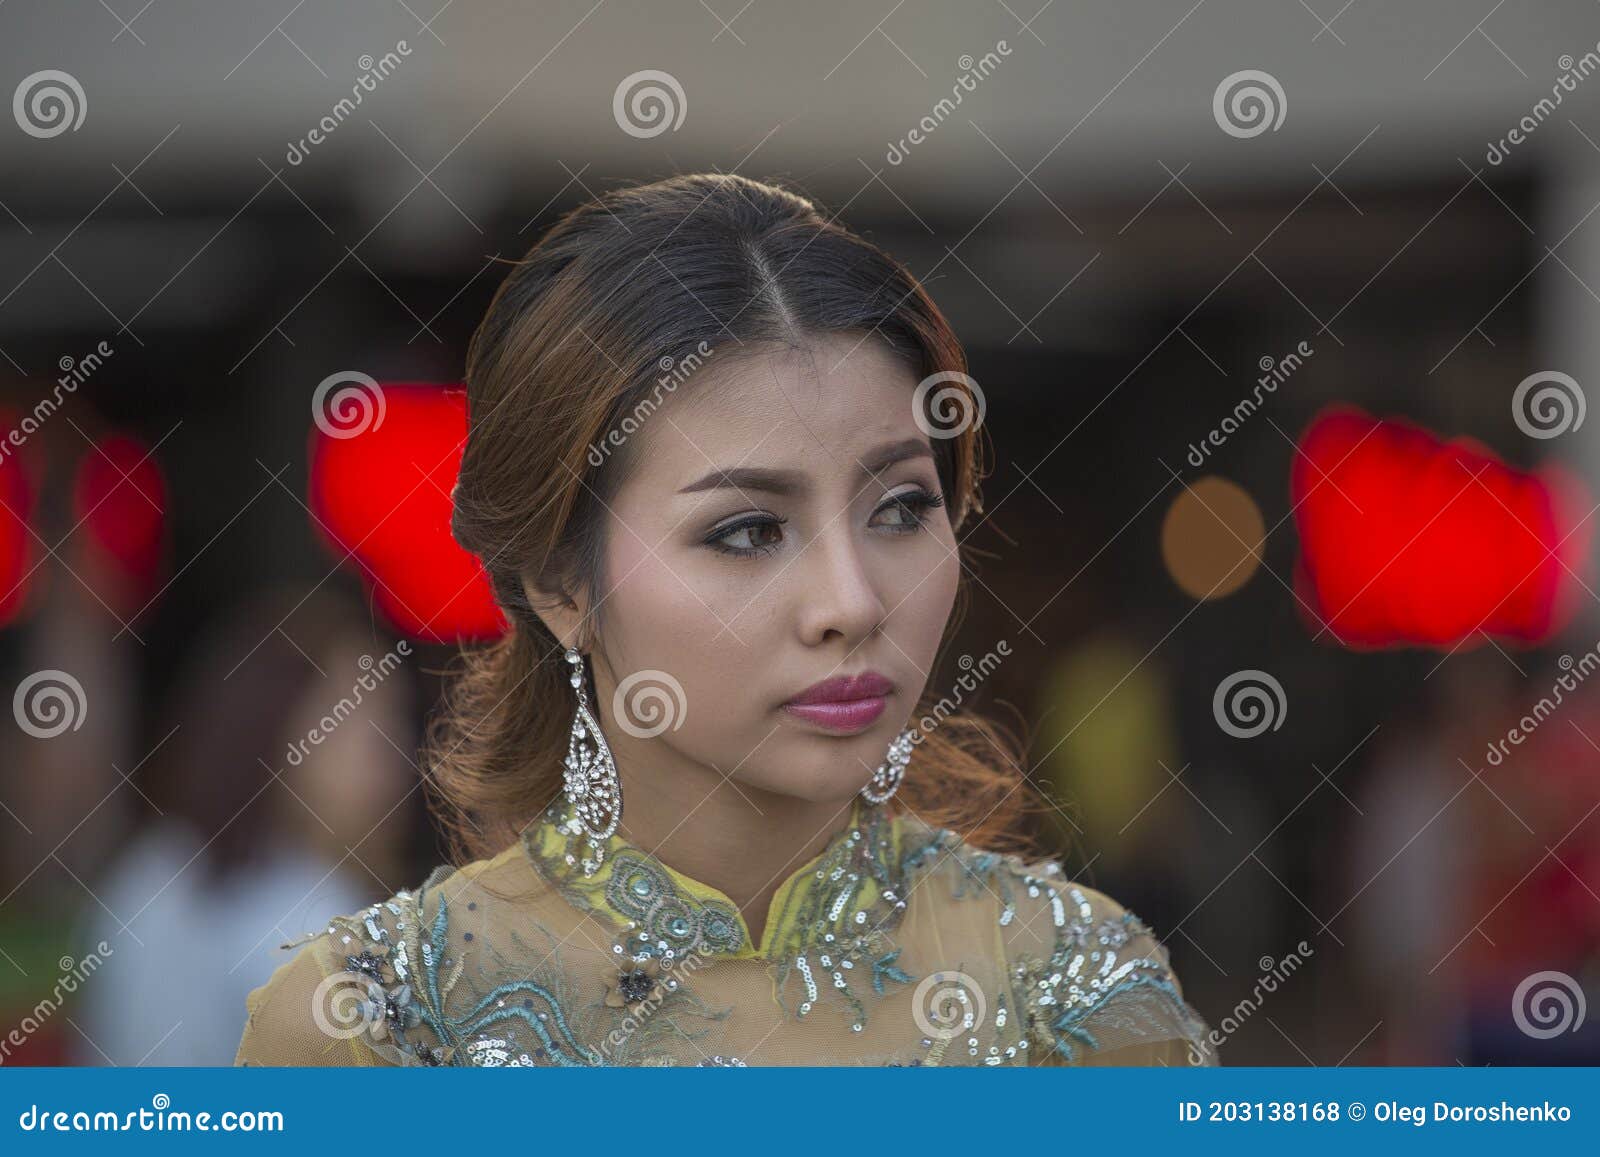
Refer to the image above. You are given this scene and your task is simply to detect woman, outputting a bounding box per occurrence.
[234,172,1217,1067]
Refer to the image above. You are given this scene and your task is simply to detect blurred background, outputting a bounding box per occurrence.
[3,0,1600,1065]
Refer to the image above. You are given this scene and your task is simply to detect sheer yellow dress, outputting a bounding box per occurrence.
[235,793,1218,1067]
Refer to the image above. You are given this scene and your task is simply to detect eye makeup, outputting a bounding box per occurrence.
[700,485,946,559]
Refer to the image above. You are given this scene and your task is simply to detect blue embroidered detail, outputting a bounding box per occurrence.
[1042,972,1197,1064]
[603,849,745,957]
[327,882,603,1068]
[870,948,914,996]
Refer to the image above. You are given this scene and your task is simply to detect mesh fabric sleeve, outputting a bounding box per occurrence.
[234,935,387,1067]
[997,860,1219,1067]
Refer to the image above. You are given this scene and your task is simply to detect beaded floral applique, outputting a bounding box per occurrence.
[761,801,926,1033]
[299,874,593,1066]
[903,833,1214,1066]
[995,863,1213,1064]
[299,864,732,1067]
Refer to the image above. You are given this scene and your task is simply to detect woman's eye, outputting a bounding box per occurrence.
[706,491,945,559]
[706,516,786,557]
[870,489,946,532]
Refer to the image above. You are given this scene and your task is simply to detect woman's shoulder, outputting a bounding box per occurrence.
[233,843,541,1067]
[893,807,1133,931]
[896,813,1219,1066]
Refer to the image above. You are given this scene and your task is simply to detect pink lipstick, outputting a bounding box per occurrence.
[782,671,893,735]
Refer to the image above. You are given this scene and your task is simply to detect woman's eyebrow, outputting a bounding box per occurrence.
[860,437,935,477]
[677,465,803,496]
[677,438,934,496]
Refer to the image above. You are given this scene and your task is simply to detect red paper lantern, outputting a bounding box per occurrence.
[72,433,169,619]
[0,410,36,628]
[1291,405,1592,648]
[308,382,506,643]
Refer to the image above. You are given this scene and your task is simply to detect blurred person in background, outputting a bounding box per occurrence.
[0,400,145,1065]
[1459,650,1600,1064]
[1343,651,1600,1064]
[69,585,418,1065]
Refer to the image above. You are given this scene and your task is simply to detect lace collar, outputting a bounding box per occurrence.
[520,791,932,965]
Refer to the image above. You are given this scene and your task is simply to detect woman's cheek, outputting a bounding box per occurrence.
[899,551,959,660]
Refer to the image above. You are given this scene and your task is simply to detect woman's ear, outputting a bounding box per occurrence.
[520,566,590,652]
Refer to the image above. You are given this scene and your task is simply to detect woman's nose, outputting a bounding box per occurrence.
[795,525,887,646]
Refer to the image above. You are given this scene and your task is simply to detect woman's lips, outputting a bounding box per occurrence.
[781,696,888,734]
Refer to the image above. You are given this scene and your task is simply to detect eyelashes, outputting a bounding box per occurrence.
[703,488,947,559]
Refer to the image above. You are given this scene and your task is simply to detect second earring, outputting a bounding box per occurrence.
[563,647,623,873]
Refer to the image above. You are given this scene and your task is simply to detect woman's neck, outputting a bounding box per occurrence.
[611,758,856,949]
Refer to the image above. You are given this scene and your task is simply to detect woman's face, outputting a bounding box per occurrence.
[579,331,961,806]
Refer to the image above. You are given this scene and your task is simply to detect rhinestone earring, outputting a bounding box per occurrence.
[860,727,915,804]
[563,647,622,873]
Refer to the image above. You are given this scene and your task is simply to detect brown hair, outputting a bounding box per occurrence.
[427,172,1048,866]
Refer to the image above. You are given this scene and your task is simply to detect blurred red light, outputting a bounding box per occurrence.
[1292,405,1593,648]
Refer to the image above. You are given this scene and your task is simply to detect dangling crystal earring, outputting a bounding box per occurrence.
[562,647,622,874]
[860,727,915,804]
